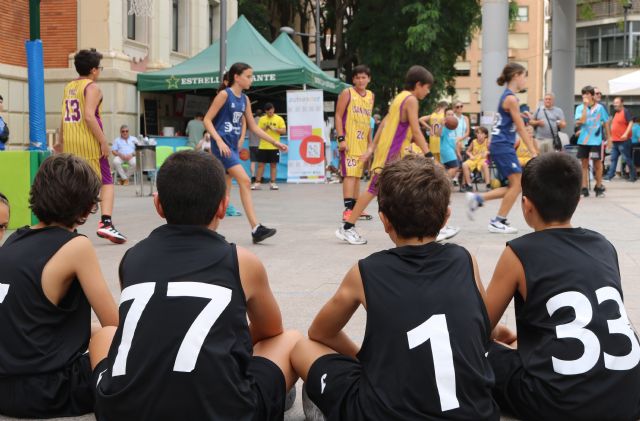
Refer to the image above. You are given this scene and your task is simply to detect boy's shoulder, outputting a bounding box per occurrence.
[508,227,614,257]
[361,242,468,267]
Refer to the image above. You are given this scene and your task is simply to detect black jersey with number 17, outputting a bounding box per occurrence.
[94,225,258,421]
[508,228,640,420]
[355,242,499,420]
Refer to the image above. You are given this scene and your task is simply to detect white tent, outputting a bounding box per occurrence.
[608,70,640,94]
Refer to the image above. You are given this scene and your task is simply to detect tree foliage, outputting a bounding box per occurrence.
[240,0,481,112]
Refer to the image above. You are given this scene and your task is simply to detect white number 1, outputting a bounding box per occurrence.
[0,283,8,303]
[407,314,460,412]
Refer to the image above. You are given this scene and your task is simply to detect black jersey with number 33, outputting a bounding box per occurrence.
[94,225,257,421]
[508,228,640,420]
[355,242,499,420]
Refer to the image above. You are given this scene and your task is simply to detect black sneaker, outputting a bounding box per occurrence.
[252,224,277,243]
[594,185,606,198]
[581,187,590,197]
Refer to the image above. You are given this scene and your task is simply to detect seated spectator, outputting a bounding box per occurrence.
[112,125,137,185]
[0,154,118,418]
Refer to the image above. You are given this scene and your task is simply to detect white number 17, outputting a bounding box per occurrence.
[112,282,232,377]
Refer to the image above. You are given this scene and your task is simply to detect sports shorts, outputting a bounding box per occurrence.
[0,353,94,418]
[256,149,280,164]
[340,151,366,178]
[465,158,486,172]
[249,146,259,162]
[307,353,363,420]
[211,142,241,170]
[86,156,114,185]
[576,144,605,161]
[443,159,460,169]
[491,150,522,179]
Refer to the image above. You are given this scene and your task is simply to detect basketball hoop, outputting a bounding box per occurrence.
[128,0,153,17]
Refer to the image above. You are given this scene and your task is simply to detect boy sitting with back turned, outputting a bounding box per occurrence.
[292,154,498,420]
[91,151,300,420]
[484,153,640,420]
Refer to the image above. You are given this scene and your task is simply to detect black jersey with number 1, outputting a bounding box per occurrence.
[508,228,640,420]
[354,242,499,420]
[94,225,259,421]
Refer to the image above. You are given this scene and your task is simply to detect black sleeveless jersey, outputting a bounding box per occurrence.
[355,242,499,420]
[0,226,89,375]
[95,225,257,421]
[508,228,640,420]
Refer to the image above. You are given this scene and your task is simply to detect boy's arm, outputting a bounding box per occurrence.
[308,264,365,358]
[244,99,287,151]
[484,246,525,329]
[237,246,284,344]
[54,116,65,153]
[405,97,430,154]
[71,236,119,327]
[360,116,387,162]
[83,84,110,158]
[419,115,430,129]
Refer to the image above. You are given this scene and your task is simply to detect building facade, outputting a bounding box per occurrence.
[452,0,546,123]
[0,0,237,148]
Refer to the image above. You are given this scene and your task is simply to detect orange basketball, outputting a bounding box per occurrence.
[239,148,250,161]
[444,116,458,130]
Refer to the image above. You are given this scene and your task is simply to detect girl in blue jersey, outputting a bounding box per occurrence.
[466,63,538,234]
[204,62,288,243]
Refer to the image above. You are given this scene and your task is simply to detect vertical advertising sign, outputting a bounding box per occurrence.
[286,90,325,183]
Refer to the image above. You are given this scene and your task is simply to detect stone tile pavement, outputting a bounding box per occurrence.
[1,177,639,421]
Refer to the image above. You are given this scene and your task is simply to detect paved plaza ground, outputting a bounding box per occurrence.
[2,176,640,421]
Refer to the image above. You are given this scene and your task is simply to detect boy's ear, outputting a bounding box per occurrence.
[153,193,166,219]
[379,211,392,235]
[215,195,230,221]
[521,195,536,216]
[442,206,452,230]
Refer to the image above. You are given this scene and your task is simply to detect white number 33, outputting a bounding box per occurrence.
[547,287,640,375]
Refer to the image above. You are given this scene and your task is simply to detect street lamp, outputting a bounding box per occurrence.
[279,1,322,67]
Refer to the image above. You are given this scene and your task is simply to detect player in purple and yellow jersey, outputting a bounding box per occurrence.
[55,49,126,244]
[335,65,375,222]
[336,66,434,245]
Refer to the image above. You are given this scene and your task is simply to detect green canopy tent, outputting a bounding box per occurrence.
[137,15,345,94]
[271,33,348,94]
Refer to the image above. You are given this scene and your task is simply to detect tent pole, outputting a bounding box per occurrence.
[136,90,141,136]
[303,84,307,90]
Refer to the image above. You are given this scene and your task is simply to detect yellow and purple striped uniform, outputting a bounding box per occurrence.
[464,139,489,171]
[367,91,414,194]
[340,88,374,177]
[62,78,103,160]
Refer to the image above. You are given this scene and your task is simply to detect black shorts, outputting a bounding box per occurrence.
[249,146,259,162]
[257,149,280,163]
[94,356,285,420]
[576,144,605,160]
[0,353,93,418]
[307,353,363,419]
[443,159,460,169]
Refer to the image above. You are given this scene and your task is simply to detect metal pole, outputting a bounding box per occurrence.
[220,0,227,78]
[29,0,40,40]
[315,0,321,67]
[624,6,628,66]
[480,0,508,131]
[552,0,577,135]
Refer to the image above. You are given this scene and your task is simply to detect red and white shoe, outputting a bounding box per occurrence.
[97,222,127,244]
[359,211,373,221]
[341,209,352,222]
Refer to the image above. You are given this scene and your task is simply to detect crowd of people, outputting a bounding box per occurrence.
[1,48,640,421]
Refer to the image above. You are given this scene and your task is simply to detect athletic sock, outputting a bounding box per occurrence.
[101,215,112,226]
[344,198,356,210]
[252,224,261,234]
[343,222,355,230]
[476,194,484,205]
[494,215,507,223]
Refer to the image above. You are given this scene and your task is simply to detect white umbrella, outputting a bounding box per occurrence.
[608,70,640,94]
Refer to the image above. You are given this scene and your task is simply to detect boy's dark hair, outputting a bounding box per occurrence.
[0,94,3,101]
[476,126,489,136]
[195,112,204,118]
[264,102,274,111]
[352,64,371,78]
[74,49,103,76]
[522,153,582,223]
[404,65,434,91]
[0,191,8,209]
[581,85,595,95]
[30,154,101,228]
[378,155,450,240]
[157,151,226,225]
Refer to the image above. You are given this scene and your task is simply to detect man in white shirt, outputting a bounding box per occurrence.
[112,125,137,185]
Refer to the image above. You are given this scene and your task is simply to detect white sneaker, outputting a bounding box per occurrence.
[250,182,261,190]
[436,225,460,242]
[335,226,367,245]
[488,219,518,234]
[466,192,480,220]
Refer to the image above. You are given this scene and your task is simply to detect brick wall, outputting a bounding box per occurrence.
[0,0,76,68]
